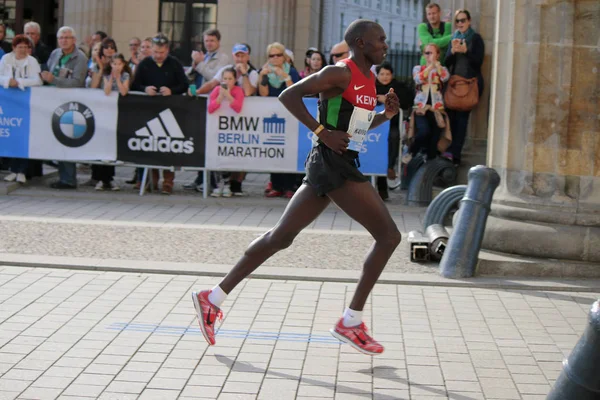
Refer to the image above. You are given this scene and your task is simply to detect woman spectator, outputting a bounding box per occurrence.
[0,35,42,184]
[300,50,326,79]
[208,67,246,197]
[258,42,300,198]
[85,42,102,88]
[374,62,412,200]
[408,43,451,160]
[444,9,484,164]
[299,48,317,78]
[88,38,120,191]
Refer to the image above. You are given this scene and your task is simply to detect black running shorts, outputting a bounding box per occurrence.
[303,144,368,197]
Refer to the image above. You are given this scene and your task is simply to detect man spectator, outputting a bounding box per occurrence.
[194,43,258,96]
[328,40,349,64]
[417,3,452,65]
[131,33,188,195]
[24,21,51,68]
[127,36,141,72]
[190,29,231,84]
[41,26,88,190]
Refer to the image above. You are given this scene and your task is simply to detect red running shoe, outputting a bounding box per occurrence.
[264,181,273,193]
[191,290,223,345]
[265,190,282,198]
[283,190,294,199]
[330,318,384,355]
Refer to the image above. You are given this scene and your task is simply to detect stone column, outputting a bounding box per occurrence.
[483,0,600,263]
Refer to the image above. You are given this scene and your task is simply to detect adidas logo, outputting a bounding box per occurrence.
[128,109,194,154]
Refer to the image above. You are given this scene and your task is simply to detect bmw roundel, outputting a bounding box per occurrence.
[52,102,95,147]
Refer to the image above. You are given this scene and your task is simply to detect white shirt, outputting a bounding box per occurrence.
[0,53,43,89]
[213,64,259,88]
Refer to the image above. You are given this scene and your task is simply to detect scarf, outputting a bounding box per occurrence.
[452,27,475,45]
[267,62,290,89]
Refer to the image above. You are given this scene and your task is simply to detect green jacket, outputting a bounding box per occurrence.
[417,22,453,65]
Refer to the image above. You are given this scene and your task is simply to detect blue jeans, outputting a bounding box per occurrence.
[412,112,441,159]
[58,162,77,186]
[8,158,28,174]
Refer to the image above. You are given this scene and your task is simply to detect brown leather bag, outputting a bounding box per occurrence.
[444,75,479,111]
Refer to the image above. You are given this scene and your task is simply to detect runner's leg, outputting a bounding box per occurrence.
[327,180,401,311]
[219,183,331,293]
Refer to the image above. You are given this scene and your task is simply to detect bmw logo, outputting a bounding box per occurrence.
[52,102,95,147]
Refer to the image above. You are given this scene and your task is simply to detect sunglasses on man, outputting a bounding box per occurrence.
[455,18,468,23]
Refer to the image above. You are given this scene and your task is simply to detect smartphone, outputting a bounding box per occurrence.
[189,84,197,96]
[220,83,228,89]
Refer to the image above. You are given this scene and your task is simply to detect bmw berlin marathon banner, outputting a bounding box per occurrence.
[206,97,391,175]
[116,94,206,167]
[205,97,299,172]
[0,87,117,161]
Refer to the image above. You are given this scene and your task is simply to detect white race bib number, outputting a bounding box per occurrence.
[347,107,376,152]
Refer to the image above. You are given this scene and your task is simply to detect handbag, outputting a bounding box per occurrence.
[444,75,479,111]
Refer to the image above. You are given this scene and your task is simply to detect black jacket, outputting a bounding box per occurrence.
[376,78,413,129]
[445,32,485,96]
[33,41,51,68]
[130,55,188,95]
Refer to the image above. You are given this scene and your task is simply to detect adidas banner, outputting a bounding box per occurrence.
[116,94,206,167]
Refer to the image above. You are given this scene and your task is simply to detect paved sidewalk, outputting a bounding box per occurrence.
[1,265,597,400]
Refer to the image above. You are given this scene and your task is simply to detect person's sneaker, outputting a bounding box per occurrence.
[210,187,222,197]
[330,319,384,355]
[95,181,104,191]
[264,181,273,193]
[221,187,232,198]
[107,182,120,191]
[183,182,198,190]
[191,290,223,345]
[3,173,17,182]
[16,173,26,184]
[232,190,246,197]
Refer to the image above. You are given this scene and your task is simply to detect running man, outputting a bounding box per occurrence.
[192,20,401,355]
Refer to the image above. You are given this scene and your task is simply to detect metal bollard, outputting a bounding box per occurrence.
[425,224,449,261]
[547,300,600,400]
[439,165,500,278]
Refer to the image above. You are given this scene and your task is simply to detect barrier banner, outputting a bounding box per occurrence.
[0,87,30,158]
[117,94,206,167]
[296,98,390,175]
[29,88,118,161]
[205,96,299,172]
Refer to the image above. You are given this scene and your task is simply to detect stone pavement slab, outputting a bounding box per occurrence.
[0,266,598,399]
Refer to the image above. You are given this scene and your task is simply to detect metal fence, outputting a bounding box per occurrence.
[385,49,421,85]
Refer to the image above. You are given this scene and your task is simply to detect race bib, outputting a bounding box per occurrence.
[347,107,375,152]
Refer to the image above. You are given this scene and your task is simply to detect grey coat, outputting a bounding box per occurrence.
[46,47,88,88]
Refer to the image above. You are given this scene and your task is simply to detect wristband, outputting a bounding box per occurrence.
[313,124,325,137]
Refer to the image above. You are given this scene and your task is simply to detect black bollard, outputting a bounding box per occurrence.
[547,300,600,400]
[439,165,500,278]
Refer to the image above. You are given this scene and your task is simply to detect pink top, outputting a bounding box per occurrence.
[208,85,245,113]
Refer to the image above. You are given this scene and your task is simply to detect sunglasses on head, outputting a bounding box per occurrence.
[331,51,347,58]
[455,18,468,23]
[268,53,283,58]
[152,36,168,45]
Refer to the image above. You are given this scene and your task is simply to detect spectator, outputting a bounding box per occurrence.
[444,9,484,164]
[328,40,349,64]
[190,28,231,84]
[85,42,102,88]
[300,50,326,78]
[408,43,451,160]
[127,36,141,72]
[208,67,246,197]
[284,48,295,69]
[417,3,452,65]
[0,23,12,55]
[41,26,88,190]
[185,43,259,195]
[89,53,131,191]
[24,22,50,68]
[0,35,42,184]
[300,47,318,77]
[131,33,188,195]
[374,62,413,200]
[85,31,108,70]
[258,42,300,198]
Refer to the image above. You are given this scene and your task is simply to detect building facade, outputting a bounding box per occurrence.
[320,0,425,54]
